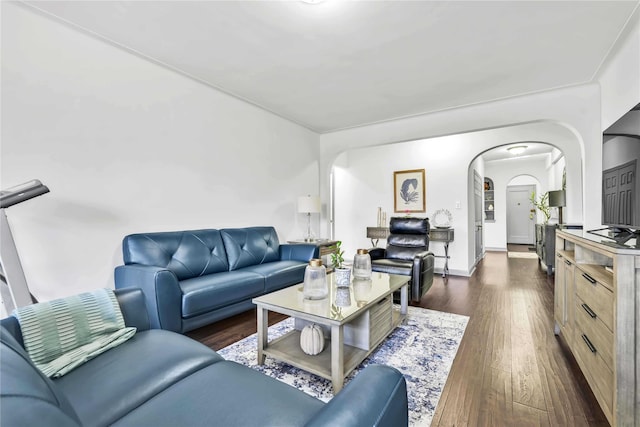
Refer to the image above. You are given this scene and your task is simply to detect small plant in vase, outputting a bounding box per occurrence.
[330,241,345,269]
[331,241,351,287]
[530,191,551,224]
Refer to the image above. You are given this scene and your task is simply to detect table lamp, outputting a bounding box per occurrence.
[548,190,566,224]
[298,195,321,242]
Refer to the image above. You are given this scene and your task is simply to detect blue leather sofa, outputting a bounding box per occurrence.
[114,227,317,333]
[0,288,409,426]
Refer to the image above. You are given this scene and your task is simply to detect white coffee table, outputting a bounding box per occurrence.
[252,272,409,393]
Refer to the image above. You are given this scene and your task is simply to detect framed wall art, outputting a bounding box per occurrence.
[393,169,426,213]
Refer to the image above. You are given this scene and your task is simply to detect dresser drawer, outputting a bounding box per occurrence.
[575,269,614,332]
[573,325,614,418]
[575,296,614,369]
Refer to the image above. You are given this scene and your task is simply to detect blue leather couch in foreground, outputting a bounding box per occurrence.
[115,226,317,333]
[0,288,409,426]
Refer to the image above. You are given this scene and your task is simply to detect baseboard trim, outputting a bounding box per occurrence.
[434,268,471,277]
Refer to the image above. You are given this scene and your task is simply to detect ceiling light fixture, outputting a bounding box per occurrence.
[508,145,528,155]
[301,0,325,3]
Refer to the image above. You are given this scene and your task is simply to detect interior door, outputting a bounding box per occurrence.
[473,171,483,262]
[603,160,636,226]
[507,185,535,244]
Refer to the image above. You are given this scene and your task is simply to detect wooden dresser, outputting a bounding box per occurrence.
[554,229,639,426]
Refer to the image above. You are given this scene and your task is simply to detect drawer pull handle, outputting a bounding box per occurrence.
[581,334,597,353]
[581,303,597,319]
[565,260,571,266]
[582,273,596,284]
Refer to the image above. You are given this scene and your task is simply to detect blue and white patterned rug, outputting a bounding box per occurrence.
[218,306,469,426]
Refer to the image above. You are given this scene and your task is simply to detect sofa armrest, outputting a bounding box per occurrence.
[412,250,433,265]
[368,247,386,260]
[279,244,318,262]
[412,251,434,276]
[114,265,183,333]
[114,287,151,331]
[305,365,408,427]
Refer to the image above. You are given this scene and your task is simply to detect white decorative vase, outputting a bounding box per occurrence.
[335,266,351,287]
[300,324,325,355]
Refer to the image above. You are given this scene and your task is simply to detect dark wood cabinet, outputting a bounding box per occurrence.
[535,224,556,275]
[536,224,583,275]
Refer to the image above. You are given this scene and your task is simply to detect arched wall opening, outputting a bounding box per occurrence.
[329,122,583,277]
[479,145,568,253]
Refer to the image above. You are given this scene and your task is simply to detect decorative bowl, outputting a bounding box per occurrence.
[432,209,453,228]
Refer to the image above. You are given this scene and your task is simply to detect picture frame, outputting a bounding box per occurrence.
[394,169,426,213]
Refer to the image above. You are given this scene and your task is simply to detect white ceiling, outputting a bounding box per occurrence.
[24,0,639,134]
[481,142,557,162]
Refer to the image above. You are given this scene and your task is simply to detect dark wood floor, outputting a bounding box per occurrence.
[187,246,609,426]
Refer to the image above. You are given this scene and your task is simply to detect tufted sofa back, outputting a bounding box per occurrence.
[123,229,229,281]
[221,227,280,270]
[122,227,283,280]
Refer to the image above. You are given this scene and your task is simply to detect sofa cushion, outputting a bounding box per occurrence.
[371,258,412,277]
[0,328,81,426]
[52,329,222,427]
[221,227,280,270]
[385,241,427,261]
[180,270,264,318]
[241,260,307,292]
[123,230,229,280]
[110,360,323,427]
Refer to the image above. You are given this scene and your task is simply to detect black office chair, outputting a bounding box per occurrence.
[369,217,435,303]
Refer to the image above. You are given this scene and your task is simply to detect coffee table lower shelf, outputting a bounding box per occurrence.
[264,330,366,381]
[263,309,404,385]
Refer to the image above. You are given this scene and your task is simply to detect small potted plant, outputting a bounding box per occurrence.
[530,191,551,224]
[331,241,351,286]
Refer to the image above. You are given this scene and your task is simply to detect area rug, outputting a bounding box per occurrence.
[218,306,469,426]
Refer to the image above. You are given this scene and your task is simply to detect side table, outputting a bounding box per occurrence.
[287,239,339,266]
[366,227,390,247]
[429,228,454,277]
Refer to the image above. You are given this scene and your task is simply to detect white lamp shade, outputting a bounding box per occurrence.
[298,196,321,213]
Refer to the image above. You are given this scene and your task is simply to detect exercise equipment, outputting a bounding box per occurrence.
[0,180,49,315]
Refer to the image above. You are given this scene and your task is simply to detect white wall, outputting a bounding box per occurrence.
[333,138,471,276]
[328,122,584,275]
[1,3,320,301]
[468,156,485,271]
[548,149,566,191]
[598,7,640,130]
[483,156,549,250]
